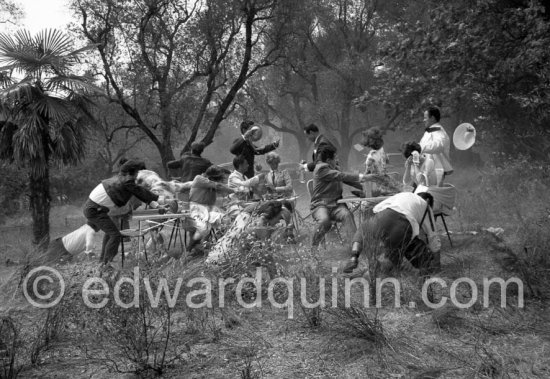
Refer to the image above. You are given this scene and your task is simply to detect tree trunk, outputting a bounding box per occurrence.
[339,100,352,170]
[29,169,50,251]
[159,143,176,179]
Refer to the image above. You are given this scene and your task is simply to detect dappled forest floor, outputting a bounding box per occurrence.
[1,174,550,379]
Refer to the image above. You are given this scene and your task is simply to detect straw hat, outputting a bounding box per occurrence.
[453,123,476,150]
[249,126,263,141]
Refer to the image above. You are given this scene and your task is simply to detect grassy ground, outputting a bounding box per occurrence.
[1,168,549,379]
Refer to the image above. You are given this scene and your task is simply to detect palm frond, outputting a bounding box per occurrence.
[29,95,73,125]
[45,75,102,95]
[67,92,97,121]
[51,121,86,164]
[0,70,14,89]
[64,43,101,60]
[0,78,39,104]
[13,113,47,163]
[13,30,34,48]
[35,29,74,58]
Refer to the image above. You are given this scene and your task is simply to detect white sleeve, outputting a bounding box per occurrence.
[420,130,447,154]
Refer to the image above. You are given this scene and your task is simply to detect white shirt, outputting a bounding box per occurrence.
[365,147,388,174]
[61,224,96,254]
[419,123,453,174]
[227,170,260,192]
[373,192,440,251]
[89,183,115,208]
[403,154,438,187]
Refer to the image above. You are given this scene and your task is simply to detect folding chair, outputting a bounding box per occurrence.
[427,184,458,247]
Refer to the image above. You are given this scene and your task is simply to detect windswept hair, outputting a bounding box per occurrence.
[401,141,422,158]
[361,127,384,150]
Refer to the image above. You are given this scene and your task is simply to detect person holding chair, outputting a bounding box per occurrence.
[310,145,380,251]
[83,160,165,268]
[343,192,441,274]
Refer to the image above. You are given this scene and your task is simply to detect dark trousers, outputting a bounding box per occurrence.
[84,199,121,265]
[352,208,432,268]
[311,203,356,247]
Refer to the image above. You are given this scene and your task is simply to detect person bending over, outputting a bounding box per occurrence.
[83,159,166,267]
[343,192,441,274]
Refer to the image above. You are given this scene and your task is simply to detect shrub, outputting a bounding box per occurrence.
[0,317,22,379]
[74,268,191,376]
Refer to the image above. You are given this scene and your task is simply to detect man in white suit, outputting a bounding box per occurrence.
[420,106,453,186]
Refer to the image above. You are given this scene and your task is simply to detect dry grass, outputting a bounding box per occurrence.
[1,163,550,378]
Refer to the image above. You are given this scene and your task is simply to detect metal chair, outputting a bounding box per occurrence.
[428,183,458,247]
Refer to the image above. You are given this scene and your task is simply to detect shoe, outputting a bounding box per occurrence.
[99,263,115,274]
[343,257,358,273]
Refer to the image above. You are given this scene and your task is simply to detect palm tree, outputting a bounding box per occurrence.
[0,29,99,250]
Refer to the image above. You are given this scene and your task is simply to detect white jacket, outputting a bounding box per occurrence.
[419,123,453,175]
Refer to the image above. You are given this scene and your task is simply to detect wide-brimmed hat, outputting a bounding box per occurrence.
[249,126,263,141]
[453,123,476,150]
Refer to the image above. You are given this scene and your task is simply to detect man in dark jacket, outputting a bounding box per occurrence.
[301,123,363,192]
[83,160,163,267]
[302,123,337,172]
[310,145,378,248]
[229,120,280,179]
[167,142,213,182]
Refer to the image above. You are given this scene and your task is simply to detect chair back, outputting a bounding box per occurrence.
[428,183,457,215]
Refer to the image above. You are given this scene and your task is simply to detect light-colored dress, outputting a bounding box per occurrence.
[365,147,388,175]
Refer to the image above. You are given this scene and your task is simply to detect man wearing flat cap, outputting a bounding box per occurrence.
[230,120,280,179]
[83,159,164,267]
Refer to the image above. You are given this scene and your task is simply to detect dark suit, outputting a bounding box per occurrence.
[230,137,277,179]
[306,134,362,190]
[306,134,337,172]
[310,163,358,246]
[167,153,212,182]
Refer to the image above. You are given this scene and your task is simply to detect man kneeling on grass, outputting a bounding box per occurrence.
[343,192,441,275]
